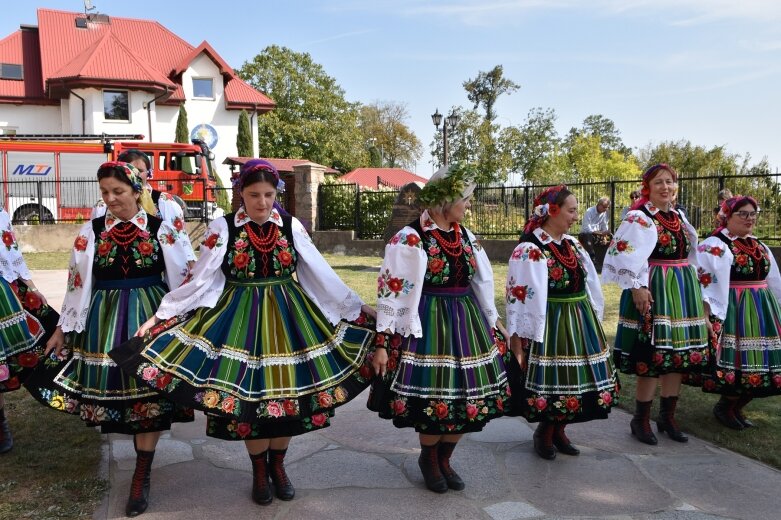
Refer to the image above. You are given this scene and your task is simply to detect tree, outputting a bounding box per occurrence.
[175,104,189,144]
[637,140,741,177]
[565,114,631,157]
[463,65,520,122]
[503,107,560,183]
[358,101,422,170]
[566,134,640,181]
[237,45,366,172]
[236,110,253,157]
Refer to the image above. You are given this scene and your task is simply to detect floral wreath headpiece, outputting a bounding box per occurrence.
[99,161,142,192]
[523,184,568,234]
[715,195,759,230]
[417,162,478,208]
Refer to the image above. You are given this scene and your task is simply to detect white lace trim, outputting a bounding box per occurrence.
[602,263,645,289]
[505,309,546,343]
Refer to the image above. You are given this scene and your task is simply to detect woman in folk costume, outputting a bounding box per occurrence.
[505,185,618,460]
[0,208,53,454]
[368,163,511,493]
[29,162,194,517]
[110,159,376,507]
[92,149,195,263]
[696,195,781,429]
[603,163,710,445]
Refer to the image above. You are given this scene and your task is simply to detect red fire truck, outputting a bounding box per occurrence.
[0,134,220,223]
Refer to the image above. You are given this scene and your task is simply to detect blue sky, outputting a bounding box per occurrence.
[3,1,781,177]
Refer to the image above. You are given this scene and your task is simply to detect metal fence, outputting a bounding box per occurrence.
[317,174,781,244]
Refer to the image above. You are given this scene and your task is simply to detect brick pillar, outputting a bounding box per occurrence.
[292,162,325,233]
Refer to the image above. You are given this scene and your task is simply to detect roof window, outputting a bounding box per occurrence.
[0,64,23,80]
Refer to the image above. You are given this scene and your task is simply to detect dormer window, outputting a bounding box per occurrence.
[0,63,23,80]
[192,77,214,99]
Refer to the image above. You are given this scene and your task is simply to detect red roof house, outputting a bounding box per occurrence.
[337,168,428,189]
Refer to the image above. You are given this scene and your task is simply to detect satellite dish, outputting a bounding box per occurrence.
[84,0,96,12]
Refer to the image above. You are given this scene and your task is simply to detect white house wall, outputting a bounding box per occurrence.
[0,104,61,134]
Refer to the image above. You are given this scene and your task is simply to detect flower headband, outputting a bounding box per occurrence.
[715,195,759,229]
[235,159,280,189]
[524,184,568,234]
[417,162,478,208]
[99,161,142,192]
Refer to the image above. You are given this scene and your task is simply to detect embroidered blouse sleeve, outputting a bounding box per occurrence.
[156,220,191,291]
[0,210,32,282]
[695,236,732,320]
[57,222,96,333]
[682,213,700,268]
[376,227,427,338]
[763,243,781,303]
[90,200,106,221]
[602,210,657,289]
[465,228,499,325]
[157,195,196,262]
[571,235,605,320]
[293,217,364,324]
[505,242,548,343]
[155,217,229,319]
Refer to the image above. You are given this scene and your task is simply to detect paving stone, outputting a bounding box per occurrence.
[504,449,675,516]
[112,437,193,471]
[484,501,545,520]
[318,407,421,455]
[468,416,533,444]
[199,442,251,472]
[287,449,412,489]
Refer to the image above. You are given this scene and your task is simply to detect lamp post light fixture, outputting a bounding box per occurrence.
[431,109,460,166]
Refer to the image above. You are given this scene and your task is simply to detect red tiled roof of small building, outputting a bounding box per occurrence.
[337,168,428,189]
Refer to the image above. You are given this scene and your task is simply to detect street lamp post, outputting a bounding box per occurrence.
[431,109,460,166]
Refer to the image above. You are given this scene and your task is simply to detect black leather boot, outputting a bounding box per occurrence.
[437,441,465,490]
[249,450,272,505]
[552,423,580,456]
[713,396,744,430]
[735,395,754,428]
[656,396,688,442]
[418,443,448,493]
[533,422,556,460]
[630,399,658,445]
[269,448,295,500]
[0,412,13,454]
[125,449,154,517]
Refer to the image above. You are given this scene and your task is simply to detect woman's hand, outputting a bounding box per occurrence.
[361,304,377,320]
[630,287,654,315]
[134,316,160,338]
[45,327,65,357]
[495,319,509,341]
[372,347,388,377]
[510,335,529,371]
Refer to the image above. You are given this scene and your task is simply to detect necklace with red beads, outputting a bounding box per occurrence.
[109,222,140,248]
[548,239,579,270]
[430,225,463,257]
[245,222,279,253]
[653,208,681,233]
[732,237,764,261]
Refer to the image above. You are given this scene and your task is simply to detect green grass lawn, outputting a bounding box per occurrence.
[8,250,778,518]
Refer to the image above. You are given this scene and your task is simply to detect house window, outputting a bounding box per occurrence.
[0,63,23,80]
[103,90,129,121]
[192,78,214,99]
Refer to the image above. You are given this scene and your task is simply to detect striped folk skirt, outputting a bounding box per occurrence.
[110,276,375,439]
[506,292,618,423]
[25,277,193,434]
[368,286,511,434]
[614,260,708,377]
[702,281,781,397]
[0,278,43,392]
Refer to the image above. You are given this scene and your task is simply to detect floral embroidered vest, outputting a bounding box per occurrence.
[641,206,689,260]
[92,215,166,281]
[523,232,586,295]
[222,213,297,280]
[409,219,476,288]
[716,234,770,282]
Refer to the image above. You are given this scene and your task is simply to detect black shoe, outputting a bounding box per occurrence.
[418,444,448,493]
[0,417,13,454]
[630,400,658,445]
[713,398,744,430]
[657,396,688,442]
[735,396,754,428]
[533,423,556,460]
[552,425,580,456]
[269,449,295,501]
[125,449,154,517]
[438,442,465,490]
[249,451,272,505]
